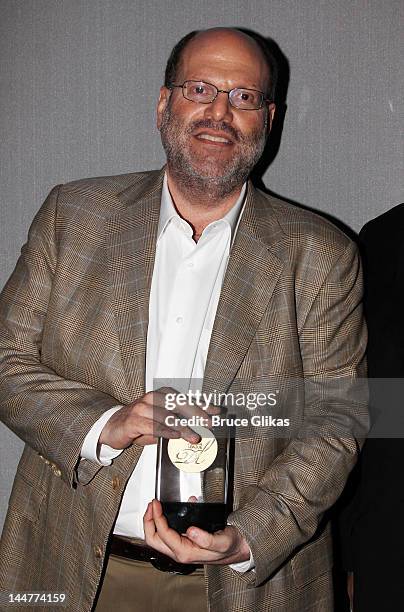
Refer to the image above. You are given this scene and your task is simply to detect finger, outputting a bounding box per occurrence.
[186,526,230,554]
[134,428,181,446]
[136,416,181,444]
[143,502,176,557]
[134,434,158,446]
[118,402,180,442]
[173,399,220,422]
[130,408,190,442]
[153,388,221,422]
[158,417,201,443]
[133,403,201,444]
[143,501,156,541]
[144,500,153,521]
[204,404,221,415]
[140,387,221,419]
[150,500,186,552]
[152,499,204,553]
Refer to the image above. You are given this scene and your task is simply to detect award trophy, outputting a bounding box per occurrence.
[156,424,231,534]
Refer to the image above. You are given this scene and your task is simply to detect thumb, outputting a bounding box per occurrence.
[186,526,215,549]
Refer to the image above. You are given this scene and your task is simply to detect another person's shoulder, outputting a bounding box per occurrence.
[360,203,404,245]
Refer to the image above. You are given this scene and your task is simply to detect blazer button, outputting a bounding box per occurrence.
[111,476,121,490]
[94,546,103,559]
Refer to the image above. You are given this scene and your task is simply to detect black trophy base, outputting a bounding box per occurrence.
[162,502,227,534]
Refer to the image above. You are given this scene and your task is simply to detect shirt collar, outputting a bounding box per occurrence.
[158,173,247,241]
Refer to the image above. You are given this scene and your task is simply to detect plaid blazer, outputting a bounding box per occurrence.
[0,169,368,611]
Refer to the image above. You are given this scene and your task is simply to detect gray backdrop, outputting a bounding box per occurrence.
[1,0,403,530]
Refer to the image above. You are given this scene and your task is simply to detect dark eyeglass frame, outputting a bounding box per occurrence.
[169,80,272,111]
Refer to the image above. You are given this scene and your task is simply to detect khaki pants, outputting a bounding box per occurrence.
[94,554,208,612]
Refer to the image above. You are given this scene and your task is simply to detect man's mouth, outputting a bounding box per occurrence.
[195,133,233,144]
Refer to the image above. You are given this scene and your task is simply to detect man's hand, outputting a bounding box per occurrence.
[143,499,250,565]
[99,388,219,449]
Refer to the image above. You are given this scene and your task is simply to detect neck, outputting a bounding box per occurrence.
[166,167,244,241]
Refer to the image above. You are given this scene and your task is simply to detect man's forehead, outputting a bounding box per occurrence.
[184,28,264,62]
[178,28,268,84]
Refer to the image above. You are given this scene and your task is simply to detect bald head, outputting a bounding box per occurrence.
[164,27,276,101]
[186,28,266,59]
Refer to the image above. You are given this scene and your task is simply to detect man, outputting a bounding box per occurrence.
[341,204,404,611]
[0,28,367,612]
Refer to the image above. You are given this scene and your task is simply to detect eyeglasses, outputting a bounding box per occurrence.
[169,80,270,111]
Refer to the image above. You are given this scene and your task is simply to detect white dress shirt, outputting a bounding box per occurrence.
[82,175,253,571]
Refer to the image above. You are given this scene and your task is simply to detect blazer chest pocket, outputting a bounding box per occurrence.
[8,473,45,523]
[291,532,333,588]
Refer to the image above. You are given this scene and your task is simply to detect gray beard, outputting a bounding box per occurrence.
[160,106,267,201]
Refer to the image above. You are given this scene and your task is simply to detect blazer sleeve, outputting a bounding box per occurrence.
[228,239,369,586]
[0,186,120,488]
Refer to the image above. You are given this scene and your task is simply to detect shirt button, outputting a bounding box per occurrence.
[186,261,194,268]
[94,545,103,559]
[175,316,183,325]
[112,476,121,490]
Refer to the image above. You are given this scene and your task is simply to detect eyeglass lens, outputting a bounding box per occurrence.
[182,81,263,110]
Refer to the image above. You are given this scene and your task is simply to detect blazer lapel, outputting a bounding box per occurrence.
[108,170,164,403]
[203,183,286,398]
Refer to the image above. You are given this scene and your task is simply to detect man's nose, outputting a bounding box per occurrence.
[203,91,234,123]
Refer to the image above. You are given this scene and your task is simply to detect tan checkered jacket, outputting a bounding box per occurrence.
[0,168,367,611]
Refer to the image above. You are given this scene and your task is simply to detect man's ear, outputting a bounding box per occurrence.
[157,86,171,129]
[267,102,276,133]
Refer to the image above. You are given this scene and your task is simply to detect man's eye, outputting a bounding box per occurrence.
[240,92,252,101]
[195,86,205,94]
